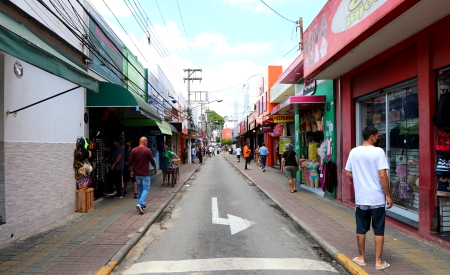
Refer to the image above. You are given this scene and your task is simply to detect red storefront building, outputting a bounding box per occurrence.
[304,0,450,245]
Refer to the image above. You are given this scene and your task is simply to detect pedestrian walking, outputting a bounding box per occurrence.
[208,146,214,158]
[110,138,124,198]
[281,143,299,193]
[255,145,260,166]
[259,143,269,172]
[129,137,157,214]
[244,144,251,170]
[235,146,241,162]
[345,126,393,270]
[197,145,203,164]
[191,147,196,163]
[123,140,137,198]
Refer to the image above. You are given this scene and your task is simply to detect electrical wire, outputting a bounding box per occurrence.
[259,0,298,24]
[154,0,184,60]
[176,0,200,68]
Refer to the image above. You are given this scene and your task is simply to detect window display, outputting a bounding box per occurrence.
[358,83,419,212]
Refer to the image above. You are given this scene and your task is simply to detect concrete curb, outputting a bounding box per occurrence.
[95,164,201,275]
[223,156,368,275]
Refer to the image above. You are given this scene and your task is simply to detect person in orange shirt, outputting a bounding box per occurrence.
[243,144,251,170]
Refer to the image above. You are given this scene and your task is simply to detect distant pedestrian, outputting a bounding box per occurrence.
[197,145,203,164]
[281,143,299,193]
[129,137,157,214]
[191,147,196,163]
[123,140,137,198]
[259,143,269,172]
[208,146,214,158]
[244,144,251,170]
[255,145,260,166]
[110,138,124,198]
[182,148,188,164]
[345,126,393,270]
[235,147,241,162]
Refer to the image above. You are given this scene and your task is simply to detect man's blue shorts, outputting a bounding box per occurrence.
[355,205,386,236]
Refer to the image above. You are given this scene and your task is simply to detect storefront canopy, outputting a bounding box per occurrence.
[272,95,327,115]
[123,119,172,135]
[87,82,161,122]
[0,11,98,92]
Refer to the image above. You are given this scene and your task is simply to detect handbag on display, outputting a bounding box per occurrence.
[437,180,450,196]
[398,181,413,200]
[389,110,402,121]
[436,131,450,153]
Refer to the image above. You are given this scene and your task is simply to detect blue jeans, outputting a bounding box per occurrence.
[136,176,150,207]
[191,154,196,163]
[260,155,267,169]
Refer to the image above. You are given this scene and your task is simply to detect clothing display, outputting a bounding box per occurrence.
[308,141,318,161]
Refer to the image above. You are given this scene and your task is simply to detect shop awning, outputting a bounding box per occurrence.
[272,95,326,115]
[123,119,172,135]
[87,82,161,122]
[0,11,98,92]
[168,123,178,133]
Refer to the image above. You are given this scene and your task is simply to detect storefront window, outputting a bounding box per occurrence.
[357,82,419,216]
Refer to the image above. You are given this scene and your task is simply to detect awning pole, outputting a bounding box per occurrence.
[6,85,81,115]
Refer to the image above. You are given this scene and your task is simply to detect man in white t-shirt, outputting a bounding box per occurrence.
[345,126,393,270]
[234,147,242,162]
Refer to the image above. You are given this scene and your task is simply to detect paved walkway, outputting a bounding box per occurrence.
[223,154,450,275]
[0,162,201,275]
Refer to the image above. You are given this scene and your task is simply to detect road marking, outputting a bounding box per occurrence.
[211,197,254,234]
[122,258,338,274]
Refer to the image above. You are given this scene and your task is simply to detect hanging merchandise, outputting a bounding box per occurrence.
[269,123,284,137]
[437,178,450,196]
[433,91,450,128]
[308,140,319,161]
[436,158,450,177]
[436,131,450,153]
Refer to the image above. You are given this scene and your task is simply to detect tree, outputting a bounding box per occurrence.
[221,139,232,145]
[215,137,221,143]
[205,109,224,126]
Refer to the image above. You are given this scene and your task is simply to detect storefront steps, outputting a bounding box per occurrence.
[0,163,200,274]
[223,154,450,275]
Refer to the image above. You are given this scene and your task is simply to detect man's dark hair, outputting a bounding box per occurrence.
[261,143,265,146]
[362,126,378,141]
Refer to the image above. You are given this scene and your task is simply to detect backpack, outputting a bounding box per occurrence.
[433,92,450,128]
[403,93,419,119]
[436,131,450,153]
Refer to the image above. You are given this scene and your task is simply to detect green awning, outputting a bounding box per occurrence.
[87,82,161,122]
[124,119,172,135]
[0,11,98,92]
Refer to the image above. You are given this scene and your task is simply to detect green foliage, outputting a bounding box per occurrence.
[206,109,224,126]
[215,137,221,143]
[221,139,232,145]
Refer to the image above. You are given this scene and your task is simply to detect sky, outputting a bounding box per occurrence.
[88,0,328,120]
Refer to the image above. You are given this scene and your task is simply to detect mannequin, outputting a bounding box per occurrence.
[308,161,320,188]
[300,153,308,184]
[308,111,317,132]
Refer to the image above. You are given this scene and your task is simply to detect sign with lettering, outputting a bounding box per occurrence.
[273,114,295,123]
[304,0,398,77]
[302,79,316,96]
[261,124,274,132]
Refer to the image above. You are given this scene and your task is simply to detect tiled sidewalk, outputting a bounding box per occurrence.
[0,163,200,275]
[223,154,450,275]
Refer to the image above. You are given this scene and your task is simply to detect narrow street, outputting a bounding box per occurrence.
[114,155,345,274]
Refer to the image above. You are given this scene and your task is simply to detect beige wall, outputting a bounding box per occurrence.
[0,142,76,247]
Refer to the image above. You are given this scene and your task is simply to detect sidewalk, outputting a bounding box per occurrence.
[223,154,450,275]
[0,162,200,275]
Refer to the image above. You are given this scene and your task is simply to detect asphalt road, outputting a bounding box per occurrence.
[114,155,346,274]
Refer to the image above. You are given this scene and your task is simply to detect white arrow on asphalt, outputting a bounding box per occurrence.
[212,197,254,235]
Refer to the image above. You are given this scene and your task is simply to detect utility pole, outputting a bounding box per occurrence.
[183,68,202,164]
[299,17,303,51]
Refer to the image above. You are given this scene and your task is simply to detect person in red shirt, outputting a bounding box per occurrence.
[129,137,157,214]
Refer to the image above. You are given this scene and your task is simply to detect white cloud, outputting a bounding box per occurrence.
[222,0,290,14]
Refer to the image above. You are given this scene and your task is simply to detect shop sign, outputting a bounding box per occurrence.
[279,136,293,154]
[272,97,291,115]
[89,18,123,85]
[303,0,395,77]
[302,79,316,96]
[273,114,294,123]
[124,47,146,97]
[261,124,274,132]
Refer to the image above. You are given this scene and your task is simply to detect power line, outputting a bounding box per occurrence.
[154,0,184,60]
[176,0,199,68]
[259,0,298,24]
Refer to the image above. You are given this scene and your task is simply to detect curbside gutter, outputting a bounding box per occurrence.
[95,164,201,275]
[223,156,368,275]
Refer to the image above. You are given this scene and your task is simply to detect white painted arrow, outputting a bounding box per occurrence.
[212,197,254,235]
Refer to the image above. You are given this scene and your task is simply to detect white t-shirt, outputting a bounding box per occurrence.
[209,147,214,152]
[191,148,196,154]
[345,146,389,206]
[235,148,242,156]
